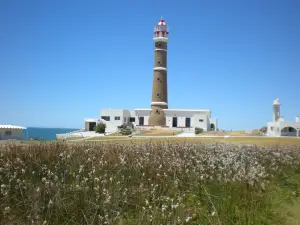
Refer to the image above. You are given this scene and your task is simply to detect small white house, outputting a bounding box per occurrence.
[0,125,27,140]
[84,108,218,133]
[267,99,300,137]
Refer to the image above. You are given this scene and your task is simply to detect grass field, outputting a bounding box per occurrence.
[197,130,262,137]
[85,136,300,146]
[1,139,300,224]
[135,129,181,136]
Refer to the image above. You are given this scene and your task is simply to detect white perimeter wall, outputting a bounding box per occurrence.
[97,109,217,131]
[267,121,300,137]
[164,110,212,130]
[0,129,24,140]
[135,109,151,126]
[100,109,126,127]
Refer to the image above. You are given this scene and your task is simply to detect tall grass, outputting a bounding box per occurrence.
[1,141,300,224]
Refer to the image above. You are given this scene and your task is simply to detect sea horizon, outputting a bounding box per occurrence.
[24,127,79,140]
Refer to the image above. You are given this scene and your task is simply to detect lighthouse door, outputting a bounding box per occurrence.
[172,117,178,127]
[185,118,191,127]
[139,117,144,126]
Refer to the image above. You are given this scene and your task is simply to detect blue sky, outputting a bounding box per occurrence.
[1,0,299,130]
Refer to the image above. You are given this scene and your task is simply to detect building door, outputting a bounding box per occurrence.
[185,118,191,127]
[210,123,215,131]
[89,122,96,131]
[139,117,144,126]
[172,117,178,127]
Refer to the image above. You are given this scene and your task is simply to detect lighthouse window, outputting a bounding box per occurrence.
[156,93,160,97]
[158,43,161,47]
[155,110,159,114]
[156,77,160,81]
[157,61,161,65]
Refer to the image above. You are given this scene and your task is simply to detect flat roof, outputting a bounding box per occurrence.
[163,109,211,112]
[84,118,99,122]
[0,125,26,129]
[134,109,211,112]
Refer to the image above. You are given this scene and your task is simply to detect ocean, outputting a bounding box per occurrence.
[25,127,78,140]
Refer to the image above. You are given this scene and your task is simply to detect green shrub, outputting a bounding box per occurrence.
[118,123,127,129]
[120,128,132,135]
[118,123,134,130]
[195,127,204,134]
[95,122,106,133]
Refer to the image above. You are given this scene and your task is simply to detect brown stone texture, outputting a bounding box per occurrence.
[154,50,167,68]
[148,40,168,126]
[151,70,168,103]
[148,107,166,126]
[155,41,167,49]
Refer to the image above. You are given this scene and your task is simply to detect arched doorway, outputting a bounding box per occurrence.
[210,123,215,131]
[281,127,297,136]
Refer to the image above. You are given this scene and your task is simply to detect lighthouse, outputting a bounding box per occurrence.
[148,18,169,126]
[81,18,219,135]
[273,98,280,122]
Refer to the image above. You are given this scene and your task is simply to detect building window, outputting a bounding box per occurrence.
[157,61,161,65]
[156,93,160,97]
[199,119,204,122]
[124,117,126,122]
[114,116,120,120]
[155,109,159,114]
[156,77,160,82]
[101,116,110,121]
[5,131,12,136]
[129,117,135,122]
[158,43,161,47]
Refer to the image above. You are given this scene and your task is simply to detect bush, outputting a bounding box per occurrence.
[118,123,134,130]
[195,127,204,134]
[95,122,106,133]
[120,128,132,135]
[118,123,127,129]
[260,126,268,134]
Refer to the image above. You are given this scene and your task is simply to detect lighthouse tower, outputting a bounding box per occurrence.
[148,18,169,126]
[273,98,280,122]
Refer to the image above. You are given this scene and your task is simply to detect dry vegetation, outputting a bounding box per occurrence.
[1,141,300,224]
[197,130,262,137]
[86,136,300,147]
[135,128,180,136]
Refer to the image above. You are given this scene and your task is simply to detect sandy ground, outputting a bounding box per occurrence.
[197,130,261,137]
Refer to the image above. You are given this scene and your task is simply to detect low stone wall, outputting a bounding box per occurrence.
[135,126,195,133]
[281,132,297,137]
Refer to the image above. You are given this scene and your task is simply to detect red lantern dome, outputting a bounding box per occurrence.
[154,18,169,38]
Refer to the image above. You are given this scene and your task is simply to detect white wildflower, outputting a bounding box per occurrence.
[185,216,192,222]
[4,206,11,214]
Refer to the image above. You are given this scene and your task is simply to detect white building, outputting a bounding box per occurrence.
[82,18,218,135]
[0,125,27,140]
[267,99,300,137]
[84,108,218,133]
